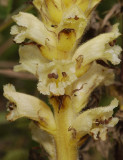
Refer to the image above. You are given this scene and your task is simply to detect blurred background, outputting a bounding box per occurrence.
[0,0,123,160]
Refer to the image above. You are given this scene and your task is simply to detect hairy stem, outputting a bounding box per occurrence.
[52,97,78,160]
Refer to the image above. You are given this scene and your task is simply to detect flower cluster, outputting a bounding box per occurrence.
[4,0,122,160]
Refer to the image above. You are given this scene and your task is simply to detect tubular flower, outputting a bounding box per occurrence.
[4,0,122,160]
[3,84,56,133]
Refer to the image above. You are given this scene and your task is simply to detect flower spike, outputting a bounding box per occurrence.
[4,0,121,159]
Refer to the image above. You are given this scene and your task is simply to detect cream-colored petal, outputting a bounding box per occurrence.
[11,25,21,35]
[68,62,114,113]
[3,84,56,132]
[11,25,27,43]
[14,45,48,75]
[72,98,119,140]
[11,12,55,46]
[37,60,77,95]
[73,24,121,68]
[30,122,56,160]
[109,85,123,111]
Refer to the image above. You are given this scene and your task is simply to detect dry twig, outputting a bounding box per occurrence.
[0,69,36,80]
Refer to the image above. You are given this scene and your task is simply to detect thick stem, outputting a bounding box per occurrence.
[54,103,78,160]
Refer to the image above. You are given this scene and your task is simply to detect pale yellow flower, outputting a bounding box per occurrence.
[3,84,56,133]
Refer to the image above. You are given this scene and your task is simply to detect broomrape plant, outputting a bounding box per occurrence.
[3,0,122,160]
